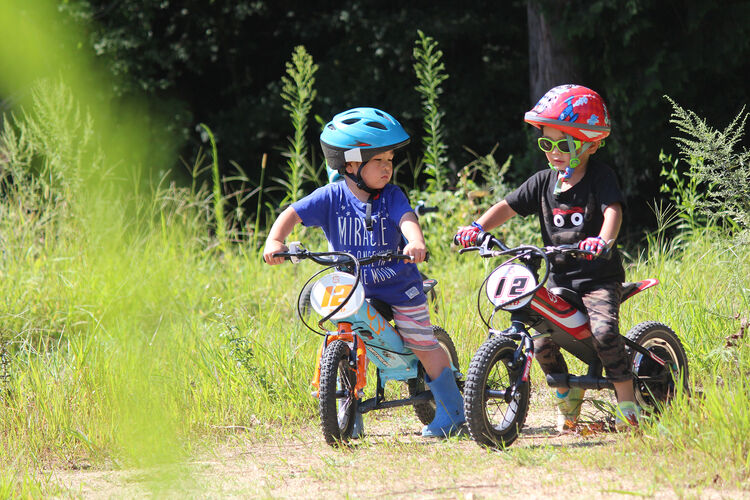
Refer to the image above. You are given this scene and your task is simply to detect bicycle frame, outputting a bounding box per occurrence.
[310,299,422,393]
[276,245,449,415]
[465,235,667,391]
[460,232,689,448]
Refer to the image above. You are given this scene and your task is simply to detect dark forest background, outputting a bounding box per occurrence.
[12,0,750,229]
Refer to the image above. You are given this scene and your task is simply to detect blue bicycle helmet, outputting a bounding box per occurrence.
[320,107,410,176]
[320,107,410,231]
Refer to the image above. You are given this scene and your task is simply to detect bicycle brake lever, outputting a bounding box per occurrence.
[287,241,304,264]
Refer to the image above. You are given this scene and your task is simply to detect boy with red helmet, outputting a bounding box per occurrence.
[265,107,465,438]
[456,85,639,432]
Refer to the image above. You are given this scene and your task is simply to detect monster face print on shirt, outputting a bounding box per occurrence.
[543,195,596,246]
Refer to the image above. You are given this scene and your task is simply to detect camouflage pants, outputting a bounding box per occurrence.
[534,282,632,382]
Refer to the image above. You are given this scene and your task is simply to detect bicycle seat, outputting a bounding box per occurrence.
[367,280,438,322]
[367,298,394,321]
[549,287,586,312]
[621,281,639,299]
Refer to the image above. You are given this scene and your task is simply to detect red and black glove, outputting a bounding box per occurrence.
[455,222,483,248]
[578,236,607,260]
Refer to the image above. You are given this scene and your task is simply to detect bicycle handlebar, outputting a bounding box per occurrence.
[273,246,429,267]
[273,244,428,331]
[414,201,438,218]
[456,230,609,260]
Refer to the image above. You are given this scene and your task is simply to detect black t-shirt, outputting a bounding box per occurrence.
[505,159,626,290]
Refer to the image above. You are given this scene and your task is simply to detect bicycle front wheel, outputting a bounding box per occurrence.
[464,335,530,449]
[318,340,358,446]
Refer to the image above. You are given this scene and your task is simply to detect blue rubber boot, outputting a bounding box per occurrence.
[422,367,466,437]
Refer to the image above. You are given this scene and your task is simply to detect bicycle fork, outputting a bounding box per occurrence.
[491,320,534,403]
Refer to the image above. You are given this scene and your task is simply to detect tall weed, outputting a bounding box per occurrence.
[413,30,450,192]
[658,151,707,233]
[198,123,226,250]
[277,45,318,210]
[665,96,749,239]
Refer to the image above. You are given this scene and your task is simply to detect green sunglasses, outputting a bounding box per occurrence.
[537,137,582,154]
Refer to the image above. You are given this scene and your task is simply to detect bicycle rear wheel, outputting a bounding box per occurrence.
[626,321,689,411]
[410,326,461,425]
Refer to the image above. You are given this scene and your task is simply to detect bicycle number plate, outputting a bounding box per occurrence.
[486,263,536,310]
[310,272,365,320]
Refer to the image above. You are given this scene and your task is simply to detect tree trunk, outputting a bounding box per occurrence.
[527,1,582,105]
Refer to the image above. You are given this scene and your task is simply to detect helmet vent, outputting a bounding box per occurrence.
[342,118,360,125]
[365,121,387,130]
[374,110,385,117]
[327,124,336,130]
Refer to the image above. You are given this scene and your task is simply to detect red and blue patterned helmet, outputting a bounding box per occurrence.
[524,85,611,142]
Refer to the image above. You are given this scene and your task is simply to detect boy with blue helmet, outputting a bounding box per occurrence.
[264,107,465,438]
[456,85,639,432]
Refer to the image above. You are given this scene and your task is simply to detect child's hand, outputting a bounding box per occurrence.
[578,236,606,260]
[263,240,289,265]
[403,240,427,263]
[455,222,483,248]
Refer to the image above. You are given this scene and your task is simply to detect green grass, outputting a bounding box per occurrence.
[1,118,748,495]
[4,185,748,495]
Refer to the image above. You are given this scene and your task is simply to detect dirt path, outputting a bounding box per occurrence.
[52,394,746,499]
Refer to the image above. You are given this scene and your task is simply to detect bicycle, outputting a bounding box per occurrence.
[274,243,462,446]
[456,231,689,448]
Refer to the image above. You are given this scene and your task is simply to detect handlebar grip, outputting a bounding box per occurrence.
[415,206,438,216]
[414,202,438,218]
[453,229,491,247]
[272,251,306,264]
[395,252,430,262]
[556,245,612,260]
[477,231,492,246]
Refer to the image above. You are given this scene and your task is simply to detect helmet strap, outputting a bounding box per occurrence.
[345,162,380,195]
[364,196,374,232]
[551,135,592,195]
[345,162,381,232]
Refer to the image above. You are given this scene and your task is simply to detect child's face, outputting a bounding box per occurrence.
[346,150,394,190]
[540,126,597,172]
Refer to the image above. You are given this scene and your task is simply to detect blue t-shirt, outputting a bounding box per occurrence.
[292,182,426,306]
